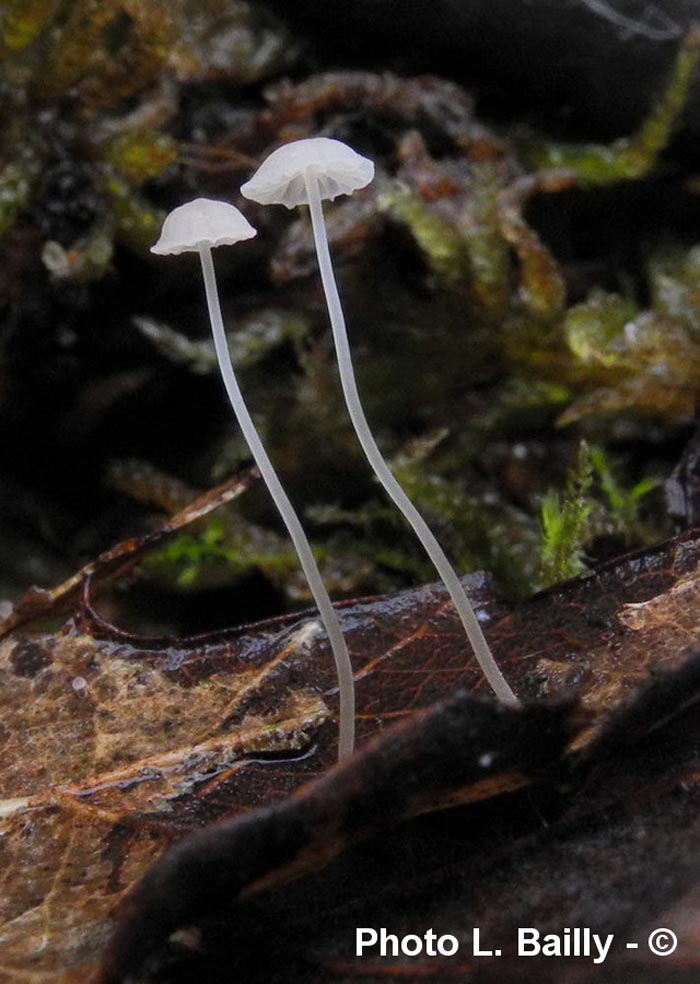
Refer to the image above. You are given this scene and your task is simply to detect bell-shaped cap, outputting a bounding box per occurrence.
[240,137,374,209]
[151,198,256,255]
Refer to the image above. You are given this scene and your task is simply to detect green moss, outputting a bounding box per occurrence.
[648,245,700,332]
[0,0,58,53]
[379,165,570,328]
[538,441,662,589]
[39,0,178,106]
[589,445,659,542]
[134,309,310,376]
[497,173,570,321]
[142,515,298,593]
[107,132,178,186]
[460,163,512,317]
[519,29,700,183]
[379,185,470,289]
[1,6,695,615]
[558,243,700,425]
[0,0,294,251]
[564,289,639,371]
[103,172,164,253]
[539,441,595,587]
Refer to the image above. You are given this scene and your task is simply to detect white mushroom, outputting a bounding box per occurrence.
[151,198,256,255]
[240,137,374,208]
[152,197,357,759]
[242,141,517,706]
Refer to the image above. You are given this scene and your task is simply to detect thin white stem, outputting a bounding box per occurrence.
[304,172,518,706]
[198,245,356,758]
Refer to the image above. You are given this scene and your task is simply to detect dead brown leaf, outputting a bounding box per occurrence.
[2,501,700,981]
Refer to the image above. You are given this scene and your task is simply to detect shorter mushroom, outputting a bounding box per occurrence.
[242,140,517,705]
[152,197,356,759]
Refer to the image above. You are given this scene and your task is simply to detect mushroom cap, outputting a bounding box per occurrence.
[240,137,374,209]
[151,198,256,255]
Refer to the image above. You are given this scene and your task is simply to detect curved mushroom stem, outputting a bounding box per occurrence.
[198,244,356,758]
[304,172,518,707]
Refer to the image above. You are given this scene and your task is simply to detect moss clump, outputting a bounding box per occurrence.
[0,0,294,263]
[559,244,700,425]
[539,442,660,588]
[539,441,595,587]
[142,516,298,592]
[517,29,700,183]
[1,17,697,622]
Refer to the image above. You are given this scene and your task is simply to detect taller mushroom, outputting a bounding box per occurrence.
[152,197,356,759]
[242,139,517,705]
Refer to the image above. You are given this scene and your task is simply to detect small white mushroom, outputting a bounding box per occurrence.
[151,197,356,759]
[152,197,256,255]
[240,137,374,208]
[242,141,517,706]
